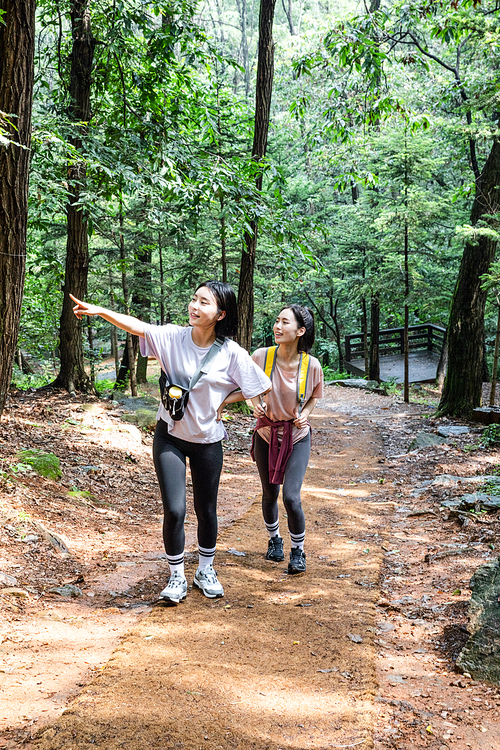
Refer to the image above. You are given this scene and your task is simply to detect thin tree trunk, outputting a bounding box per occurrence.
[109,267,120,375]
[0,0,35,415]
[87,318,95,385]
[116,196,137,396]
[331,296,344,373]
[489,304,500,406]
[281,0,296,35]
[403,128,410,403]
[237,0,277,350]
[438,137,500,417]
[158,232,165,326]
[133,243,151,384]
[436,329,448,389]
[235,0,251,98]
[220,195,227,282]
[55,0,95,394]
[362,299,369,376]
[369,293,380,382]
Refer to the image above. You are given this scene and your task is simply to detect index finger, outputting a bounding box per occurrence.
[69,293,82,305]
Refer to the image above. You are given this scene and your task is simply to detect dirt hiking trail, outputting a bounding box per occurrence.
[2,385,500,749]
[31,405,385,750]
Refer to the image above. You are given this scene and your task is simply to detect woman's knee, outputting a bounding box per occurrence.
[283,493,303,518]
[163,504,186,528]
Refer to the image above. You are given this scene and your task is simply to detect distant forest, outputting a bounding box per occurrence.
[1,0,500,417]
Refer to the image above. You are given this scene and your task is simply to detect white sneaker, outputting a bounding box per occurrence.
[193,565,224,598]
[159,571,187,604]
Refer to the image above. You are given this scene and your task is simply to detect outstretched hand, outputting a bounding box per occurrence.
[69,294,102,320]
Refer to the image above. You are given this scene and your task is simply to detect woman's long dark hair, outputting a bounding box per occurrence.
[196,280,238,338]
[281,304,315,354]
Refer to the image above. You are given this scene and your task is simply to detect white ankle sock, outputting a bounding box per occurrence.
[167,552,185,577]
[198,545,216,570]
[290,531,305,551]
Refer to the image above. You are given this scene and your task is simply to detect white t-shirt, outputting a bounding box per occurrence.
[140,324,271,443]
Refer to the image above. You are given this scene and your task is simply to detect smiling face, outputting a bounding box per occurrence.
[273,308,306,348]
[188,286,225,331]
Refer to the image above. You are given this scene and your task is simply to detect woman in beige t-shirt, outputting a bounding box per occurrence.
[219,305,324,574]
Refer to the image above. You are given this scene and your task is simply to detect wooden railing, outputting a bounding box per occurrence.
[344,324,446,362]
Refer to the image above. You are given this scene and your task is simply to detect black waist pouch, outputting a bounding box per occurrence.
[159,372,189,421]
[158,337,224,423]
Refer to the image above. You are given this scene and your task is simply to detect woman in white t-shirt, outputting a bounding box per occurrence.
[70,282,271,604]
[219,305,323,574]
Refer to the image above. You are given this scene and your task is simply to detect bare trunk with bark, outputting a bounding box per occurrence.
[55,0,95,393]
[237,0,277,351]
[0,0,35,415]
[438,137,500,417]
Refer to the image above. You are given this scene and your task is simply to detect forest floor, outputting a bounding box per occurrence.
[0,379,500,749]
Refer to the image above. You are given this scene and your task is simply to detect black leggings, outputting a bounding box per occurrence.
[153,419,223,557]
[253,431,311,536]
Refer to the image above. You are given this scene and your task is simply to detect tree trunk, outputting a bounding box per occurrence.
[282,0,296,35]
[403,217,409,403]
[237,0,276,351]
[361,299,368,376]
[133,243,151,384]
[369,293,380,382]
[235,0,251,98]
[87,318,95,385]
[115,195,137,396]
[331,296,344,373]
[55,0,95,394]
[489,305,500,406]
[436,328,448,389]
[0,0,35,415]
[438,137,500,417]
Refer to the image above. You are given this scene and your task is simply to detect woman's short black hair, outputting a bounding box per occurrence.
[281,304,315,354]
[196,280,238,338]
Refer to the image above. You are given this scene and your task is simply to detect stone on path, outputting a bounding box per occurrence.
[0,572,18,586]
[48,584,83,598]
[113,395,159,429]
[327,379,379,390]
[408,431,447,451]
[437,425,470,438]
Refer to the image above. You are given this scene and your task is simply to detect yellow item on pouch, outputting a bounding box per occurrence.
[168,386,183,399]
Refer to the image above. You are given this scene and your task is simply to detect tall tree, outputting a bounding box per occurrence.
[0,0,36,415]
[439,138,500,415]
[237,0,277,350]
[54,0,95,393]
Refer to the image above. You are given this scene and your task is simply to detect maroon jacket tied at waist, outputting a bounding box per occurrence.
[250,415,294,485]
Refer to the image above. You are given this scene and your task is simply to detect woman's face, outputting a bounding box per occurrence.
[273,308,305,346]
[189,286,225,330]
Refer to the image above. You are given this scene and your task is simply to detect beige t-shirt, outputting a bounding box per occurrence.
[251,348,324,444]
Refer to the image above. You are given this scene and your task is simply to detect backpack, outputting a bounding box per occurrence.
[263,346,310,415]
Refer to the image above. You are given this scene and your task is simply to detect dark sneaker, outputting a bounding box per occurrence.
[266,536,284,562]
[288,547,306,574]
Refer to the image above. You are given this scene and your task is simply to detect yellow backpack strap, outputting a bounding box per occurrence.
[264,346,278,380]
[297,352,310,414]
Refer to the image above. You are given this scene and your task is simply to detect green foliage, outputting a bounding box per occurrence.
[481,425,500,448]
[15,0,500,396]
[322,368,350,382]
[95,378,117,394]
[15,450,61,480]
[226,401,252,415]
[11,366,53,391]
